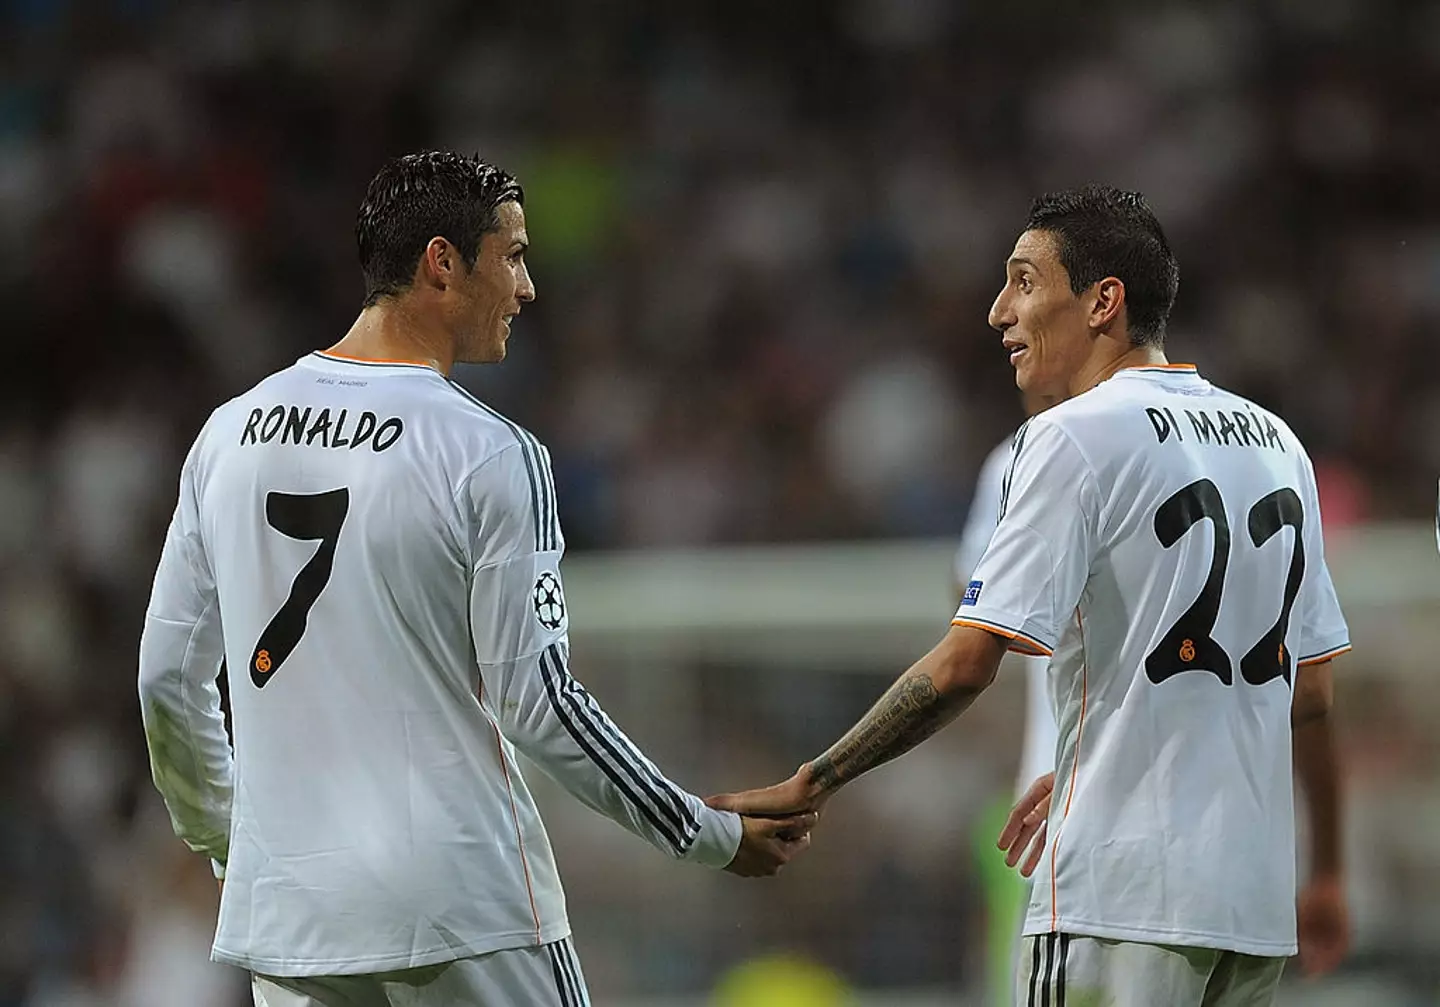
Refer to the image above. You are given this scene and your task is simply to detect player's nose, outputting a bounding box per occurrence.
[516,261,536,303]
[988,289,1014,332]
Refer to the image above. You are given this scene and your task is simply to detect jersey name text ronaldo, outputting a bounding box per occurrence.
[139,152,809,1004]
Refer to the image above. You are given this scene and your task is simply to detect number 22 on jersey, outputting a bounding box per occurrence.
[249,488,349,688]
[1146,478,1305,688]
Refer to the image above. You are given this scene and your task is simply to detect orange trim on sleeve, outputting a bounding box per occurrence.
[950,617,1054,657]
[1297,643,1351,667]
[1051,607,1089,932]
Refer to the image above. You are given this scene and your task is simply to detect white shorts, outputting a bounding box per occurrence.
[1018,933,1285,1007]
[251,938,590,1007]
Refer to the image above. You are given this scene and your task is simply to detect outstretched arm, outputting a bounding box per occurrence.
[711,626,1008,815]
[713,421,1095,823]
[811,626,1006,793]
[465,443,809,876]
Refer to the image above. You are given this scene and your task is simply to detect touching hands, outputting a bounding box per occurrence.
[722,812,818,877]
[708,765,824,878]
[997,772,1054,878]
[708,765,826,819]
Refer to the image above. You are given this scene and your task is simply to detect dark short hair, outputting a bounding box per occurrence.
[1024,185,1179,347]
[356,151,524,307]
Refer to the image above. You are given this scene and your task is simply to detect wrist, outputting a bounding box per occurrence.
[691,804,743,869]
[801,760,839,801]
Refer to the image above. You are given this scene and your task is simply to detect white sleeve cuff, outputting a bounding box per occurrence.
[683,805,743,869]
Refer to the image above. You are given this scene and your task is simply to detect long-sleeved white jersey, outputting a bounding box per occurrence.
[954,365,1349,956]
[138,350,741,977]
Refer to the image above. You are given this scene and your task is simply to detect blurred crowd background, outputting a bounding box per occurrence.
[1,0,1438,1004]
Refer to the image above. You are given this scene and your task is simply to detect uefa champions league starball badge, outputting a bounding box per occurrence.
[532,571,567,631]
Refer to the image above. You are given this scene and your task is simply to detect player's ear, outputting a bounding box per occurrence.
[418,237,456,291]
[1089,276,1126,333]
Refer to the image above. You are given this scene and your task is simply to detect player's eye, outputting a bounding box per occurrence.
[1015,275,1032,293]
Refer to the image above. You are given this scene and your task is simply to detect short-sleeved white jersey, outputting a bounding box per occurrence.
[953,364,1349,957]
[138,351,740,977]
[955,437,1057,795]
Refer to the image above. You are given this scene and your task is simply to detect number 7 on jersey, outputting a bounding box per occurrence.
[249,488,350,688]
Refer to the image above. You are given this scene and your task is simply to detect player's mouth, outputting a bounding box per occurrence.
[1003,337,1029,366]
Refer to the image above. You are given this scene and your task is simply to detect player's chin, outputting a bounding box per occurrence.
[465,332,507,364]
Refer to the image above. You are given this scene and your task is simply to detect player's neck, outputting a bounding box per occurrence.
[328,300,454,375]
[1069,340,1168,397]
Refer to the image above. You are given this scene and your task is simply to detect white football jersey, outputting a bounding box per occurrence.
[138,351,741,977]
[955,437,1057,796]
[953,364,1350,957]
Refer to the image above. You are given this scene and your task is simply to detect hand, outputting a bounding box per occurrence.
[707,765,826,819]
[1297,874,1348,976]
[724,813,817,878]
[997,772,1054,878]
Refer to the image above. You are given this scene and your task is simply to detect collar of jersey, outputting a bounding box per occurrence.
[1113,362,1199,378]
[310,350,440,373]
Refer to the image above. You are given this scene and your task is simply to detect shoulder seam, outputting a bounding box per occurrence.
[449,443,526,569]
[1047,420,1108,540]
[446,380,558,552]
[1002,418,1101,518]
[1030,415,1101,479]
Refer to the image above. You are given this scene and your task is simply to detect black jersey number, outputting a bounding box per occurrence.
[1145,480,1305,687]
[248,488,350,688]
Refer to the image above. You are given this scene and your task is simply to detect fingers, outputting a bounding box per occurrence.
[726,812,817,878]
[760,812,819,841]
[760,825,811,875]
[707,790,797,813]
[997,805,1027,852]
[1001,798,1049,870]
[743,812,818,848]
[1018,820,1047,878]
[998,773,1055,851]
[706,784,811,818]
[775,831,811,860]
[999,775,1052,872]
[727,841,803,878]
[715,769,824,878]
[705,792,742,813]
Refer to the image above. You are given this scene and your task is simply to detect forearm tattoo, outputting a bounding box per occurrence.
[810,673,979,793]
